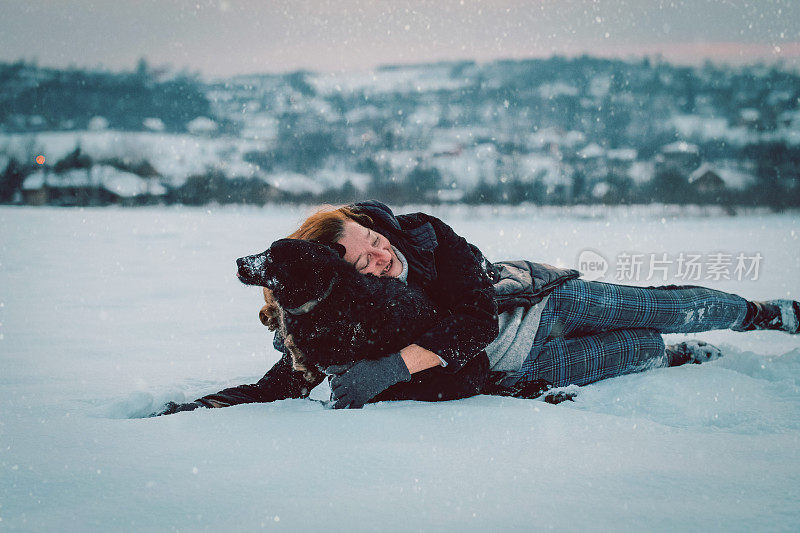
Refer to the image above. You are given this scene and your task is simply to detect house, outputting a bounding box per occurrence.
[606,148,637,177]
[21,170,48,205]
[93,165,167,205]
[738,108,761,128]
[656,141,701,176]
[573,143,606,180]
[435,188,466,203]
[688,165,725,194]
[264,172,325,197]
[778,110,800,129]
[517,153,570,194]
[186,116,219,135]
[314,169,372,193]
[429,144,497,192]
[689,163,754,193]
[21,165,166,206]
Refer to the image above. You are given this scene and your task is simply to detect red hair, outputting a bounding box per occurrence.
[287,204,373,245]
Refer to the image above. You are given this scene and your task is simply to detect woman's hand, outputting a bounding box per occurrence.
[150,401,204,417]
[326,353,412,409]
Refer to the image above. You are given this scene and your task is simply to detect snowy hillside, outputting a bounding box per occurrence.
[1,205,799,531]
[5,57,800,208]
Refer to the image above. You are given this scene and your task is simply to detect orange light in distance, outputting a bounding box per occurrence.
[36,155,45,165]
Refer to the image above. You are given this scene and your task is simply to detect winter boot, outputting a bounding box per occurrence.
[732,299,800,334]
[665,340,723,367]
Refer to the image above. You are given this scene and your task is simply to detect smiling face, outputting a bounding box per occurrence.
[337,220,402,278]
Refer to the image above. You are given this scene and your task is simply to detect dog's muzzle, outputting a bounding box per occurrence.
[236,253,273,288]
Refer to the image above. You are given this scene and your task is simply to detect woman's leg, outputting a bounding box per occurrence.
[536,278,749,340]
[519,328,667,388]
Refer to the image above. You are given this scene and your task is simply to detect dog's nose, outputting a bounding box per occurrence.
[236,257,251,280]
[236,253,275,288]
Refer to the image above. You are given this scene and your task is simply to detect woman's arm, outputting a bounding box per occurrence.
[153,349,322,415]
[399,344,443,373]
[400,212,499,372]
[196,350,322,407]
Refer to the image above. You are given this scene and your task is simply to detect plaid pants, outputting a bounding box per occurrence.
[518,279,749,388]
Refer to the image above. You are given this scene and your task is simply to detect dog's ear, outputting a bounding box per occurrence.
[259,288,282,330]
[327,242,346,259]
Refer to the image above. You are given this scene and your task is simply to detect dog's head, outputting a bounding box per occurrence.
[236,238,348,314]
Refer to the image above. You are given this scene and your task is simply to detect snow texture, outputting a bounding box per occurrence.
[0,205,798,531]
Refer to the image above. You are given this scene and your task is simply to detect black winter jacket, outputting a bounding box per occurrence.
[197,201,578,407]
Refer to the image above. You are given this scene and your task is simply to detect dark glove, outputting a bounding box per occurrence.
[483,377,578,404]
[326,353,412,409]
[150,401,204,417]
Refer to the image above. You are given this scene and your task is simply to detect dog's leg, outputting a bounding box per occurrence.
[284,334,325,384]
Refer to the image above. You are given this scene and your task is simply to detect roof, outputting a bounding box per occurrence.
[94,166,167,197]
[689,162,754,190]
[314,169,371,192]
[662,141,700,155]
[518,153,570,186]
[265,172,325,195]
[22,170,47,190]
[577,143,604,159]
[186,116,218,134]
[22,165,165,197]
[607,148,637,161]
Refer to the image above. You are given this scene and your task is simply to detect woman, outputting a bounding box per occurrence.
[155,200,799,414]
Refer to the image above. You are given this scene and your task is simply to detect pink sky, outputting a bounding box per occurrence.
[0,1,797,76]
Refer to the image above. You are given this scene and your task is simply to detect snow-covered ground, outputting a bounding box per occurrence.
[1,204,799,532]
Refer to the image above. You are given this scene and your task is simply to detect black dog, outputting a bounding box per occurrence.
[236,238,489,402]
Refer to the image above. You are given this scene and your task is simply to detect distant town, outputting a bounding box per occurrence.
[1,56,799,208]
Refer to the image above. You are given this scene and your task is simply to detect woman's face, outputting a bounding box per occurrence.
[337,220,402,278]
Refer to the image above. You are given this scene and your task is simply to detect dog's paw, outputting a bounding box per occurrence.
[542,385,579,405]
[543,391,577,404]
